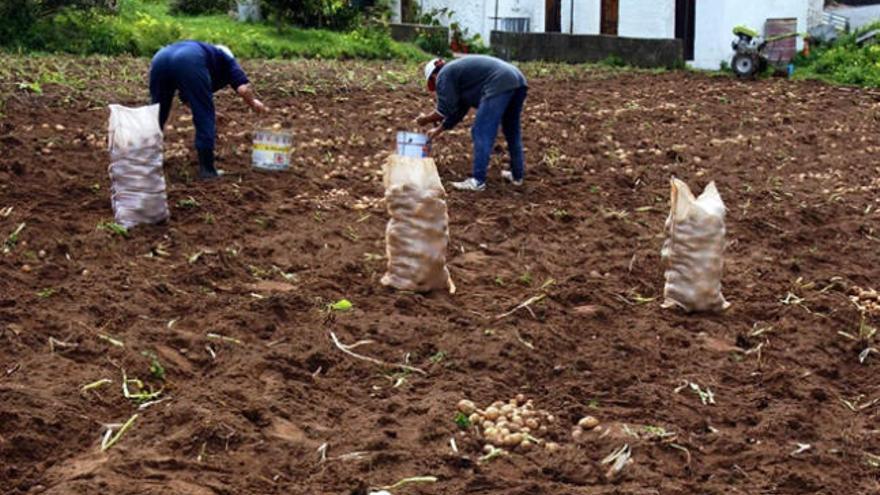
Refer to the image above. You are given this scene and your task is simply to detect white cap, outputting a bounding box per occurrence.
[216,44,235,59]
[424,58,442,82]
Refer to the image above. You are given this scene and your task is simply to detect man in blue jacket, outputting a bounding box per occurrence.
[149,41,268,179]
[416,55,528,192]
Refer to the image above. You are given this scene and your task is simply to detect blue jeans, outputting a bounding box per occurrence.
[471,87,527,184]
[149,42,216,152]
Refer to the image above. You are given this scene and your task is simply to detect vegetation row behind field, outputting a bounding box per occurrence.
[0,0,428,60]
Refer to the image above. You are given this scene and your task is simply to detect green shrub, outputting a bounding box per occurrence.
[33,9,135,54]
[0,0,427,60]
[415,27,450,57]
[0,0,107,47]
[795,22,880,87]
[17,7,179,55]
[129,11,183,53]
[599,55,627,67]
[169,0,229,16]
[262,0,360,30]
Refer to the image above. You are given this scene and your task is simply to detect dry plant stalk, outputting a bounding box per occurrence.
[330,332,426,375]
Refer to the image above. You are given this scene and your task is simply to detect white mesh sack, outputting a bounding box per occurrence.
[661,177,730,313]
[381,155,455,293]
[107,104,169,229]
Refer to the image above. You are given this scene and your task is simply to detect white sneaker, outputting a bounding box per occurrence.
[450,178,486,191]
[501,170,523,186]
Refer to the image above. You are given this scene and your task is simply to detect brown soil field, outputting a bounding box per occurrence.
[2,57,880,494]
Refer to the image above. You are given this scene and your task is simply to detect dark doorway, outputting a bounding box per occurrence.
[600,0,618,35]
[675,0,696,61]
[545,0,562,32]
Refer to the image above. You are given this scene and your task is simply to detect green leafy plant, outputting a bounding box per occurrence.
[328,299,352,311]
[454,411,471,429]
[415,26,450,56]
[97,220,129,238]
[170,0,229,16]
[412,7,451,56]
[262,0,360,31]
[3,222,26,254]
[1,0,425,60]
[552,208,571,220]
[794,22,880,88]
[177,196,200,209]
[142,351,166,381]
[449,21,488,54]
[599,55,627,68]
[37,288,56,298]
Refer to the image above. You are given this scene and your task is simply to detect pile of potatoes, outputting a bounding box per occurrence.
[457,396,604,454]
[458,395,558,452]
[851,286,880,315]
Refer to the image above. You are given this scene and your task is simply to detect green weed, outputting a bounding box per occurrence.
[97,221,129,238]
[453,412,471,430]
[37,288,56,298]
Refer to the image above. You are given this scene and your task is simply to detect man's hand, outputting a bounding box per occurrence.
[251,99,269,114]
[427,125,444,141]
[416,110,443,127]
[237,84,269,114]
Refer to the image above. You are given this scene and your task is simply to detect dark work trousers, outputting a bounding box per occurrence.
[149,43,216,153]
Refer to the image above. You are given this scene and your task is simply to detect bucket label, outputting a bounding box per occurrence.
[397,132,430,158]
[253,130,293,171]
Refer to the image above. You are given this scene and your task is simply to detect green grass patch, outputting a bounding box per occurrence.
[2,0,427,61]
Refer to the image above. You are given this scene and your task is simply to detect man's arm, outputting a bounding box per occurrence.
[236,84,268,113]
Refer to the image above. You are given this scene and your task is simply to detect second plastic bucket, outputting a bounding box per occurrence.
[396,131,430,158]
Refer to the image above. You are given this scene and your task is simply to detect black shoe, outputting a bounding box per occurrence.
[197,148,220,180]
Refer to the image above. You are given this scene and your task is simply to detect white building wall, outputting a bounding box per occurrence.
[420,0,821,60]
[617,0,674,38]
[390,0,401,22]
[568,0,600,34]
[416,0,601,43]
[693,0,817,69]
[418,0,490,43]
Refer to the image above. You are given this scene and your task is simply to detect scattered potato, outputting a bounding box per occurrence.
[577,416,600,430]
[458,399,476,415]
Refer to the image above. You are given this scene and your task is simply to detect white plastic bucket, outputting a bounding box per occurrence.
[252,129,292,171]
[396,131,430,158]
[237,0,261,21]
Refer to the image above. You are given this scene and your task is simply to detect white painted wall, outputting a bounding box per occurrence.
[692,0,819,69]
[418,0,821,61]
[390,0,401,22]
[618,0,674,38]
[567,0,600,34]
[418,0,490,42]
[414,0,599,43]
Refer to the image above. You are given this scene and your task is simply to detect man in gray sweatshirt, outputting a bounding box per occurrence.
[416,55,528,192]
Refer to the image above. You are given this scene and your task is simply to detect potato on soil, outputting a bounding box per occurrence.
[458,399,476,414]
[578,416,600,429]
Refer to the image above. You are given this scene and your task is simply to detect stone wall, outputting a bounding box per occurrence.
[490,31,683,68]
